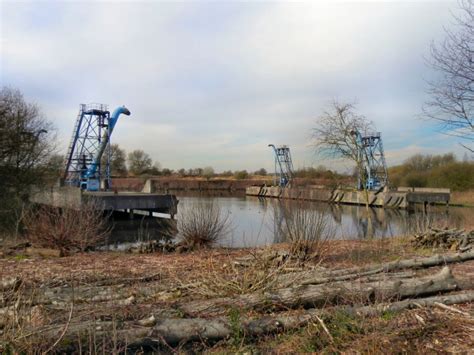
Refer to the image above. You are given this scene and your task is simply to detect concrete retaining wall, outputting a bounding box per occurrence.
[246,186,450,209]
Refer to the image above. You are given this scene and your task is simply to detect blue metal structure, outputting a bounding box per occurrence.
[351,130,388,190]
[268,144,294,187]
[63,104,130,191]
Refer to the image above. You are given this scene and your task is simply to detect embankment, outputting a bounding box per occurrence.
[111,177,270,193]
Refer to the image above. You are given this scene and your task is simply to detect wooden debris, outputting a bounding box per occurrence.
[411,227,474,251]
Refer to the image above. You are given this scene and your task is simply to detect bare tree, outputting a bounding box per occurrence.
[312,101,373,189]
[202,166,215,180]
[127,149,153,175]
[0,87,55,233]
[424,0,474,152]
[101,143,127,176]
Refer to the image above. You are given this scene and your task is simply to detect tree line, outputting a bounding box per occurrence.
[388,153,474,191]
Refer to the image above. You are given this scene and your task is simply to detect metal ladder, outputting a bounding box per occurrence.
[63,104,86,181]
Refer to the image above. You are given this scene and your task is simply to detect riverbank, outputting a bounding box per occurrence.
[451,190,474,207]
[1,238,473,353]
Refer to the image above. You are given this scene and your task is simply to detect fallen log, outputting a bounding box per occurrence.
[180,266,459,316]
[277,250,474,288]
[45,290,474,350]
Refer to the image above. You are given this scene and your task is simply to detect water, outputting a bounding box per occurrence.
[174,195,472,248]
[106,194,473,249]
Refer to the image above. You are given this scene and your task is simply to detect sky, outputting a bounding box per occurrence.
[0,0,470,173]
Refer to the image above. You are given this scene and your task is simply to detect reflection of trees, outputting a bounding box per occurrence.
[404,206,467,235]
[272,200,340,244]
[349,206,404,239]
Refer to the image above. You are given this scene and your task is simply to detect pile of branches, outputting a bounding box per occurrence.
[411,227,474,252]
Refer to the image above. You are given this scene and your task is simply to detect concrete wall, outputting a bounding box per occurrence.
[31,186,83,209]
[246,186,450,209]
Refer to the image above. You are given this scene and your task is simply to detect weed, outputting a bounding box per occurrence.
[228,307,244,347]
[381,310,396,321]
[14,254,28,261]
[304,310,366,352]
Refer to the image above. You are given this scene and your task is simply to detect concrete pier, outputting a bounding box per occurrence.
[246,186,450,210]
[31,186,178,216]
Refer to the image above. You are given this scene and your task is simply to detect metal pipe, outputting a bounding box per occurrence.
[84,106,130,178]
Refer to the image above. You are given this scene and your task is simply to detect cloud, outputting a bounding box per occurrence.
[1,0,464,172]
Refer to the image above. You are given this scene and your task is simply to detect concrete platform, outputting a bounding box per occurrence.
[246,186,450,210]
[31,186,178,216]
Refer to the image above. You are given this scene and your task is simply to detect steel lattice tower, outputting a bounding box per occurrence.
[268,144,294,187]
[63,104,112,189]
[358,132,388,190]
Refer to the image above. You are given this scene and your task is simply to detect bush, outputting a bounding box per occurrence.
[405,172,428,188]
[23,199,111,255]
[177,201,231,250]
[234,170,249,180]
[276,202,333,261]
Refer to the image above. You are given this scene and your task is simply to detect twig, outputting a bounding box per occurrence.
[433,301,470,316]
[314,314,334,344]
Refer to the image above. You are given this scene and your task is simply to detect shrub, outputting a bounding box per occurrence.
[177,201,231,249]
[276,202,333,261]
[234,170,249,180]
[405,171,428,188]
[23,199,111,255]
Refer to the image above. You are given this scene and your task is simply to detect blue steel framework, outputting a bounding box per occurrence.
[268,144,294,187]
[63,104,111,189]
[352,131,388,190]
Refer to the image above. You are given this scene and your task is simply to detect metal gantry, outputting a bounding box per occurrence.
[63,103,112,189]
[268,144,294,187]
[351,130,388,190]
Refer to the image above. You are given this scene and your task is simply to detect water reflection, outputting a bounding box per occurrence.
[175,196,471,248]
[105,211,176,250]
[105,194,472,249]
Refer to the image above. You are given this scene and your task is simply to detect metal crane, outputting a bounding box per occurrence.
[350,130,388,191]
[63,104,130,191]
[268,144,294,187]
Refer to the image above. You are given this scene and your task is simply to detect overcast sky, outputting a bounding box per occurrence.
[0,0,468,172]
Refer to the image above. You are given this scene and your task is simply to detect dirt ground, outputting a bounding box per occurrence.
[1,238,473,353]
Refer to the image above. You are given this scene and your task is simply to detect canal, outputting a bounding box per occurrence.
[107,193,473,249]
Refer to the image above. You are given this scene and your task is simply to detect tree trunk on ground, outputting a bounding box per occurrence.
[46,290,474,349]
[276,250,474,288]
[180,266,459,316]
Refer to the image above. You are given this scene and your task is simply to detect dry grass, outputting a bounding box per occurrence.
[451,189,474,206]
[1,238,473,353]
[241,303,474,354]
[177,249,291,298]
